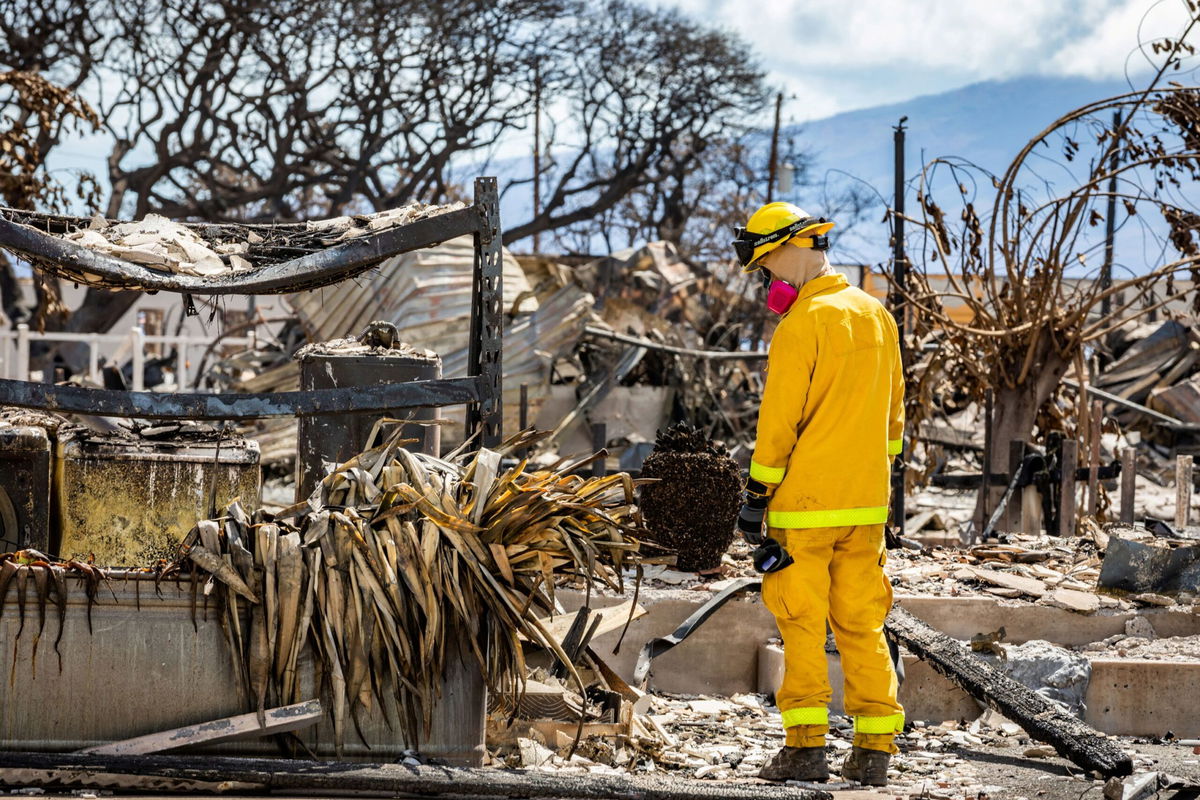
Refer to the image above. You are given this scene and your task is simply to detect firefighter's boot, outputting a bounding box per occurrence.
[840,745,891,786]
[758,746,829,782]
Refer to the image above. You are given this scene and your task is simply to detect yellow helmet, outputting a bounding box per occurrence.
[732,202,835,272]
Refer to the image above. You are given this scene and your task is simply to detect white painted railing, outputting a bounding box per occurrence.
[0,324,252,390]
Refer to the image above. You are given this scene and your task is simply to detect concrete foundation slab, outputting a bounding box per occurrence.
[560,586,1200,737]
[560,587,1200,694]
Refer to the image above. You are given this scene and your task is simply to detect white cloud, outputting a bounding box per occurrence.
[662,0,1197,119]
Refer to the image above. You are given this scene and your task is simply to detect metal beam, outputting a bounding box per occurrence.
[0,376,483,420]
[466,177,504,448]
[583,326,769,360]
[0,207,482,295]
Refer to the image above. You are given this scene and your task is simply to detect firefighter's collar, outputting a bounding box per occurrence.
[796,272,848,303]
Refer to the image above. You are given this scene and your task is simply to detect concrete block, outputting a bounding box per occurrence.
[1085,659,1200,738]
[894,595,1200,647]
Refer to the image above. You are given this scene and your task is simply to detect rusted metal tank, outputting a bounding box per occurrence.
[53,430,260,565]
[296,327,441,500]
[0,425,51,553]
[0,573,485,765]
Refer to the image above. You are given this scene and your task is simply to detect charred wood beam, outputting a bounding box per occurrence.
[0,206,483,295]
[0,376,483,420]
[1062,378,1200,431]
[0,751,833,800]
[885,607,1132,778]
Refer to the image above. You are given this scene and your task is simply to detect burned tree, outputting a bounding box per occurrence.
[502,0,768,252]
[0,0,104,328]
[900,20,1200,529]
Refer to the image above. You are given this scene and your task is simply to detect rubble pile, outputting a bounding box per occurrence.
[489,691,1036,798]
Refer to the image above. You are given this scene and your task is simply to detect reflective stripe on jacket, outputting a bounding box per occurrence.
[749,273,904,529]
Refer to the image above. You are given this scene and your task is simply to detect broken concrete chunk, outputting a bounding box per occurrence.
[1124,616,1157,639]
[968,566,1047,597]
[1043,588,1100,614]
[976,639,1091,718]
[517,737,556,768]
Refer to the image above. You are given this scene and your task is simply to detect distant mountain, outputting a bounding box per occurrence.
[786,75,1139,264]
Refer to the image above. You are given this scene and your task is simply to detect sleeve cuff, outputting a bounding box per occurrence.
[887,438,903,456]
[749,460,787,484]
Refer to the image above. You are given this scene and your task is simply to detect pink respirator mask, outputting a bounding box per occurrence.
[765,278,799,315]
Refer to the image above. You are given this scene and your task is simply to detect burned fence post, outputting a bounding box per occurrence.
[1004,440,1025,534]
[1059,438,1078,537]
[1177,454,1194,530]
[1120,447,1137,525]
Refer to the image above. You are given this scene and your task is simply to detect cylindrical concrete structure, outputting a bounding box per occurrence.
[295,334,442,501]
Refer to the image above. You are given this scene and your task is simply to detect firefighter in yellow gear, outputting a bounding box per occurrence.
[731,202,904,786]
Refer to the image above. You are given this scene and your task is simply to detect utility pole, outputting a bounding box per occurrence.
[1101,110,1120,317]
[530,68,540,256]
[766,91,783,202]
[891,116,908,531]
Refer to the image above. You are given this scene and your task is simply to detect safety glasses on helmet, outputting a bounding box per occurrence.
[731,216,830,268]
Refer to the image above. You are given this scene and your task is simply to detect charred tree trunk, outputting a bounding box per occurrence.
[972,339,1072,534]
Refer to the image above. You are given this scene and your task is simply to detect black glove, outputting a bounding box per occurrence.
[737,477,771,546]
[752,537,794,573]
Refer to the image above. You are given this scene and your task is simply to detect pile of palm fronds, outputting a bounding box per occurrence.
[180,428,648,754]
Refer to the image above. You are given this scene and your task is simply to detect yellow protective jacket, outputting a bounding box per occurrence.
[750,273,904,529]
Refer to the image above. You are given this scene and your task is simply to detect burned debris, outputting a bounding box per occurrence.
[639,424,742,572]
[3,68,1200,800]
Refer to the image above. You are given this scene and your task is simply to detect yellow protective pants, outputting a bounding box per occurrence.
[762,524,904,753]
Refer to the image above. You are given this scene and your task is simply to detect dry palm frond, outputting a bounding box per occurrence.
[183,428,649,754]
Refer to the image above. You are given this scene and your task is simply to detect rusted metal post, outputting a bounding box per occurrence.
[1176,454,1194,530]
[467,177,503,449]
[519,383,529,432]
[1004,440,1025,534]
[890,117,908,535]
[981,388,993,522]
[1087,400,1102,518]
[1059,439,1078,536]
[1119,447,1137,525]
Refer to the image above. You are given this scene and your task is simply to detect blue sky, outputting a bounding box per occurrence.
[659,0,1196,124]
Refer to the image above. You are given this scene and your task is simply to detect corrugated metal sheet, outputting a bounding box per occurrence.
[287,235,536,357]
[439,283,597,443]
[275,240,596,452]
